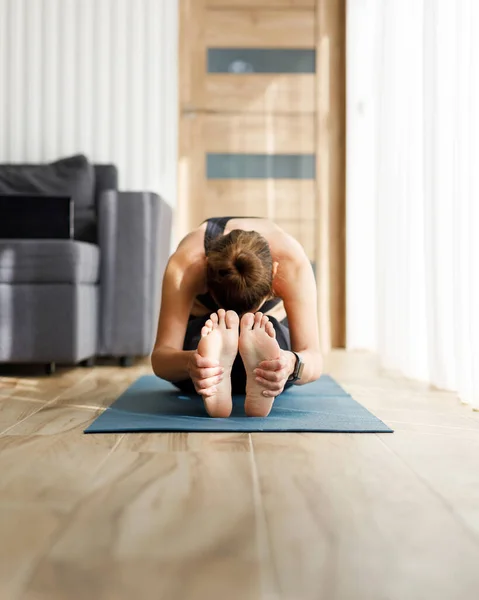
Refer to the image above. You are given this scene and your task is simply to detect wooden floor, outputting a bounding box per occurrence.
[1,351,479,600]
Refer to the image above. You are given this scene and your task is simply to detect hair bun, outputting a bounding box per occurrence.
[234,252,251,277]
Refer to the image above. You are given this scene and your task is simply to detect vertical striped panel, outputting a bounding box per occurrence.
[41,0,59,159]
[76,0,94,156]
[93,0,111,161]
[58,0,77,155]
[0,0,7,160]
[9,0,26,160]
[0,0,178,206]
[25,0,43,160]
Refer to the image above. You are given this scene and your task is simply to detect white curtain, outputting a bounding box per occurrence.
[346,0,479,408]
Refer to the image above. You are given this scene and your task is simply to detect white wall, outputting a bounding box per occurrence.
[0,0,178,207]
[345,0,378,352]
[346,0,479,406]
[346,0,431,380]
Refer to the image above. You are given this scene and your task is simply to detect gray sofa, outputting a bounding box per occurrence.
[0,155,172,373]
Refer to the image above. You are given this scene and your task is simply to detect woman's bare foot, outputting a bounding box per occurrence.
[197,309,239,417]
[239,312,281,417]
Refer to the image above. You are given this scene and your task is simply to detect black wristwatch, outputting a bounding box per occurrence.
[288,351,304,382]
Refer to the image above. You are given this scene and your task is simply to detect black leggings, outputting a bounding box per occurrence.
[174,315,292,395]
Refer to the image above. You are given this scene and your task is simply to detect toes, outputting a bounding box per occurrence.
[253,312,263,329]
[210,313,219,327]
[202,318,215,337]
[225,310,239,329]
[265,321,276,338]
[240,312,255,332]
[217,308,226,327]
[260,315,269,329]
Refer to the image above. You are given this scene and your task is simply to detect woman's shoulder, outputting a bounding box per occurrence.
[267,225,309,264]
[165,228,207,293]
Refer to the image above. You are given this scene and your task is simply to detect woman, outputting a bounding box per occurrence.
[151,216,323,418]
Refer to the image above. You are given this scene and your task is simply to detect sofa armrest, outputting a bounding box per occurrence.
[98,190,172,357]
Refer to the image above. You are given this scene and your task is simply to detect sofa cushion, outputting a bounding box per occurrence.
[0,154,95,208]
[0,240,99,284]
[75,207,97,243]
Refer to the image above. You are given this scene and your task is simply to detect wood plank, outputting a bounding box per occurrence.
[0,369,99,434]
[179,0,205,109]
[207,0,315,7]
[203,74,315,113]
[4,367,149,437]
[382,431,479,538]
[315,0,346,349]
[23,450,265,600]
[251,432,479,600]
[205,179,315,220]
[119,432,251,453]
[203,113,315,153]
[179,113,206,234]
[0,395,44,434]
[0,367,92,402]
[0,432,122,512]
[205,8,315,48]
[3,353,479,599]
[0,506,61,600]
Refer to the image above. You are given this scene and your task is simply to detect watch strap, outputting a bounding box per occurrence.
[288,351,304,382]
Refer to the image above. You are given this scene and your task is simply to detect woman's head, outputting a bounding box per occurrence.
[206,229,275,315]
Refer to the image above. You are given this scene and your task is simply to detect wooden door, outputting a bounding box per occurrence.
[178,0,345,349]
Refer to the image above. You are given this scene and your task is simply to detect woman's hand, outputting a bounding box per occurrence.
[187,351,224,397]
[253,350,296,398]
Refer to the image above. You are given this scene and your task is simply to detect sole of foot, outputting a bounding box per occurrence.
[239,312,281,417]
[197,308,239,418]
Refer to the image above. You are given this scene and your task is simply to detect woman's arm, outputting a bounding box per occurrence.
[151,250,219,382]
[255,237,323,391]
[281,256,323,385]
[150,255,195,381]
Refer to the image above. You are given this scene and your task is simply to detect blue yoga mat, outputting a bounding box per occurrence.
[84,375,392,434]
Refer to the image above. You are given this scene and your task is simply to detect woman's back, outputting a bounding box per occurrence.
[172,217,305,318]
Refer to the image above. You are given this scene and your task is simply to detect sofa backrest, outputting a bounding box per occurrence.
[0,155,96,208]
[0,157,119,244]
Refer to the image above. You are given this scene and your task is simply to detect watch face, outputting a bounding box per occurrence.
[297,360,305,380]
[291,352,304,381]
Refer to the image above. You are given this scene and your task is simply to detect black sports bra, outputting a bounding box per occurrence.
[195,216,281,313]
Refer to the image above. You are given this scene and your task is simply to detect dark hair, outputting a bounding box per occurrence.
[206,229,273,314]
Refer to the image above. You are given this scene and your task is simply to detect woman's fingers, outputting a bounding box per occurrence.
[195,374,223,392]
[254,375,283,393]
[194,353,220,368]
[195,366,223,379]
[257,357,287,371]
[190,352,225,394]
[254,368,282,382]
[199,386,218,398]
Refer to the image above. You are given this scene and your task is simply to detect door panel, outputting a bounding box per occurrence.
[177,0,345,349]
[204,180,315,220]
[207,0,315,7]
[203,114,315,153]
[205,9,315,48]
[180,0,316,258]
[202,74,315,113]
[179,0,346,347]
